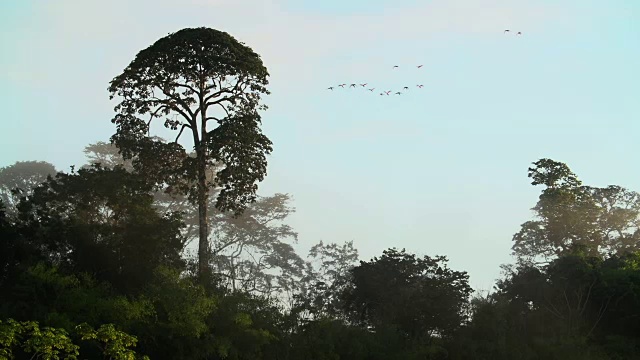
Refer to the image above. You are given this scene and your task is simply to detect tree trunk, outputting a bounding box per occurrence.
[197,147,210,279]
[197,76,210,281]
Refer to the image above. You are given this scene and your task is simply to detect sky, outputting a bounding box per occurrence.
[1,0,639,291]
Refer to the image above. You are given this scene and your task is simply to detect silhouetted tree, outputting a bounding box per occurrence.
[15,165,185,294]
[341,248,473,340]
[82,141,303,300]
[0,161,57,216]
[108,27,273,279]
[513,158,640,264]
[294,241,359,321]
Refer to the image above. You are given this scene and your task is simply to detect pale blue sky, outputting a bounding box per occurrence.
[1,0,639,291]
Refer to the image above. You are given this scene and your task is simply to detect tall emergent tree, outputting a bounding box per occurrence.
[108,27,273,278]
[512,158,640,264]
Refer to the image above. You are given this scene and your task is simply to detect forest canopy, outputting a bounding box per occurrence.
[2,27,640,360]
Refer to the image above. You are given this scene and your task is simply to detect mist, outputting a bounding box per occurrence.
[1,1,639,358]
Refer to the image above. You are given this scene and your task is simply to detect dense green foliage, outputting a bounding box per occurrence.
[3,156,639,359]
[4,159,640,359]
[2,27,640,359]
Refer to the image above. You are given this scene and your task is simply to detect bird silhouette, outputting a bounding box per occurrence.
[360,83,367,87]
[349,84,356,88]
[368,88,375,91]
[393,65,399,69]
[338,84,346,88]
[328,87,334,90]
[403,86,409,90]
[385,91,391,95]
[504,29,510,33]
[379,92,384,96]
[417,65,423,68]
[395,92,402,95]
[517,31,522,35]
[417,85,424,88]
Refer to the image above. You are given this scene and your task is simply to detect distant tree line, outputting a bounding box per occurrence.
[1,27,640,359]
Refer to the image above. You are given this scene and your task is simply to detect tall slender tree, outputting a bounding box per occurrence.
[108,27,273,278]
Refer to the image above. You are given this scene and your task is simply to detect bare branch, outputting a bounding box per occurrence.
[586,297,611,337]
[246,250,262,269]
[206,95,239,108]
[579,279,596,316]
[149,96,194,127]
[156,85,196,120]
[230,242,246,260]
[563,288,572,314]
[175,124,191,143]
[205,76,224,93]
[213,103,231,118]
[212,233,244,256]
[204,74,247,103]
[204,82,239,103]
[144,104,173,135]
[543,293,565,320]
[173,82,200,97]
[149,104,171,122]
[204,89,235,104]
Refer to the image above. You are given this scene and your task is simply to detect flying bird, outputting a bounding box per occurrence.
[517,31,522,35]
[504,29,510,33]
[403,86,409,90]
[338,84,346,88]
[385,91,391,95]
[417,85,424,88]
[417,65,423,68]
[349,84,357,88]
[393,65,399,69]
[328,87,334,90]
[360,83,367,87]
[395,92,402,95]
[368,88,375,91]
[379,92,384,96]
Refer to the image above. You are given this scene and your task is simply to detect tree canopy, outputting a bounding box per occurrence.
[0,161,57,217]
[513,158,640,264]
[108,27,273,279]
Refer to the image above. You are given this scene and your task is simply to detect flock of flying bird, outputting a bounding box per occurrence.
[327,64,425,96]
[327,29,523,96]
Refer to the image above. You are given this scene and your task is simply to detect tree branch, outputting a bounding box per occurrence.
[579,279,596,317]
[206,95,239,108]
[149,97,194,128]
[149,104,171,122]
[586,297,611,337]
[212,233,244,256]
[212,102,231,118]
[145,104,173,134]
[175,124,191,143]
[563,288,572,314]
[204,89,234,104]
[204,76,222,92]
[156,85,196,120]
[230,242,246,261]
[173,82,200,97]
[203,75,247,103]
[543,294,565,320]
